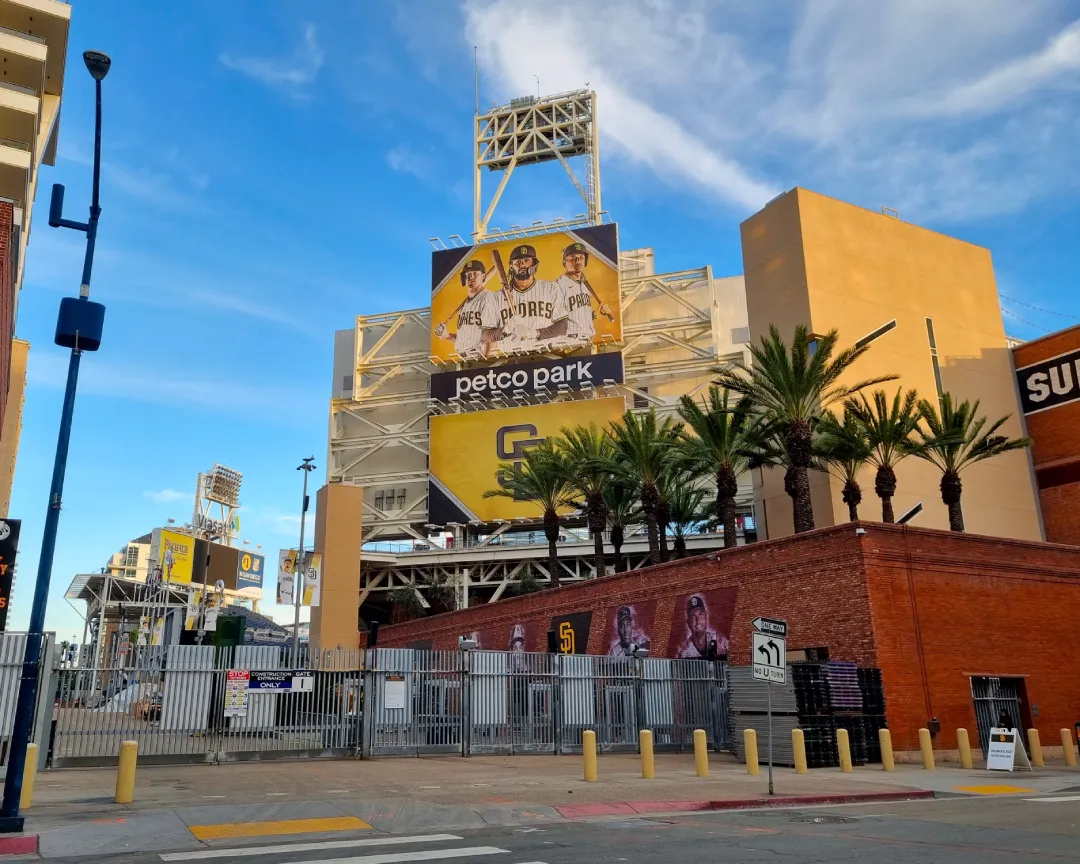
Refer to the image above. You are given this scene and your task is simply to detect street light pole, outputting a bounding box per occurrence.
[292,458,315,667]
[0,50,112,833]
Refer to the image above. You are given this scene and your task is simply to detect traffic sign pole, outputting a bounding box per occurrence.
[767,682,774,796]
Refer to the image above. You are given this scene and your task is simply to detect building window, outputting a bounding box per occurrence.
[633,387,650,409]
[855,319,897,350]
[731,326,750,344]
[925,317,944,399]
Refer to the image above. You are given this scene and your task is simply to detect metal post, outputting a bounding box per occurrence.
[767,682,774,796]
[292,458,315,668]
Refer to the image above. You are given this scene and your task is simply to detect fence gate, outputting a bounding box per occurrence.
[364,649,464,757]
[468,651,556,754]
[971,676,1025,758]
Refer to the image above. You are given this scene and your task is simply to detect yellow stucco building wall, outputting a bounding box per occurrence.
[0,339,28,515]
[310,483,364,653]
[741,188,1042,541]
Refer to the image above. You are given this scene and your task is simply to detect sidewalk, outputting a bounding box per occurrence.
[15,754,1080,858]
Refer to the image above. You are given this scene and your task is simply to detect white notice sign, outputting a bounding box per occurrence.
[224,670,250,718]
[986,727,1018,770]
[385,674,406,710]
[752,631,787,684]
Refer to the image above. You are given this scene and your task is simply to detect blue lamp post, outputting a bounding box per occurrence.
[0,50,112,832]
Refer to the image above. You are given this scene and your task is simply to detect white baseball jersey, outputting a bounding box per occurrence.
[498,278,568,351]
[557,274,596,342]
[453,290,505,356]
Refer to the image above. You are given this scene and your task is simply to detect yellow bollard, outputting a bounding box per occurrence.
[640,730,655,779]
[792,728,807,774]
[693,729,709,777]
[115,740,138,804]
[20,743,39,810]
[879,729,895,771]
[1062,729,1078,768]
[957,728,973,769]
[837,728,852,773]
[1027,729,1044,767]
[744,728,759,776]
[918,728,935,770]
[582,730,597,782]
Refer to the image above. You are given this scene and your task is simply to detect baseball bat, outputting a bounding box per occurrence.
[436,266,498,331]
[582,274,616,321]
[491,248,517,317]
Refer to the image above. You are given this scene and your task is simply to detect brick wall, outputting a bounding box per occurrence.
[379,522,1080,752]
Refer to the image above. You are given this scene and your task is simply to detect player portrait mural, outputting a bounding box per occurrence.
[665,588,737,660]
[604,601,658,657]
[429,224,621,362]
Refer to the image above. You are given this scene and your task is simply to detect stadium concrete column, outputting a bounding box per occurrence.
[740,187,1042,541]
[310,483,363,653]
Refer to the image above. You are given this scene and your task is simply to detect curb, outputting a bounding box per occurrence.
[0,834,39,857]
[556,790,935,819]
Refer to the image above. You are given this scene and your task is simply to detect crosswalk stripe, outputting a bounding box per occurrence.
[161,835,465,861]
[279,847,510,864]
[1022,795,1080,803]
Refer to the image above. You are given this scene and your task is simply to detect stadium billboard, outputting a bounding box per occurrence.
[430,352,623,402]
[430,223,621,363]
[428,396,624,524]
[151,528,196,585]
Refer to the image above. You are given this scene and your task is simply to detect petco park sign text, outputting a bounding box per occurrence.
[431,353,624,402]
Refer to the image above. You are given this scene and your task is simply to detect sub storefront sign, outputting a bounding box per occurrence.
[248,670,315,693]
[224,669,250,718]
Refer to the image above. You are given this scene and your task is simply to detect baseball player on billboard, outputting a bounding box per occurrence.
[557,241,612,346]
[676,594,729,659]
[433,260,505,358]
[495,244,569,352]
[608,605,650,657]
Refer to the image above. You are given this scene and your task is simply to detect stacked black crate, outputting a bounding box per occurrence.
[828,662,867,765]
[792,663,838,768]
[858,667,888,763]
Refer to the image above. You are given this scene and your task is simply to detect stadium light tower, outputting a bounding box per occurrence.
[0,50,112,833]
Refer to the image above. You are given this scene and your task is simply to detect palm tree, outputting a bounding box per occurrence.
[847,388,922,523]
[676,387,762,547]
[915,394,1031,531]
[667,480,708,558]
[555,423,615,579]
[608,409,682,564]
[604,479,641,573]
[713,325,895,533]
[484,441,577,586]
[817,409,873,521]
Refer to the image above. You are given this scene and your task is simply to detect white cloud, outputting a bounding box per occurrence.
[463,0,1080,222]
[143,489,190,504]
[385,146,435,180]
[221,23,325,96]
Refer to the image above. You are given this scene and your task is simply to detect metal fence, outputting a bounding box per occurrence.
[1,633,57,774]
[363,648,729,758]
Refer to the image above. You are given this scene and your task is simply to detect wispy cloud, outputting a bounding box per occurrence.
[385,146,436,181]
[221,23,325,97]
[143,489,189,504]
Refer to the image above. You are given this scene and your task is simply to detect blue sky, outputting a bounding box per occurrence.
[7,0,1080,640]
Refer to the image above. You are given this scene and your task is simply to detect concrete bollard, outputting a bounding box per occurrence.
[744,728,759,776]
[582,730,597,782]
[115,740,138,804]
[879,728,895,771]
[918,728,935,770]
[1062,729,1078,768]
[837,728,852,773]
[1027,729,1044,767]
[792,728,807,774]
[20,743,38,810]
[693,728,709,777]
[640,729,655,779]
[957,728,973,769]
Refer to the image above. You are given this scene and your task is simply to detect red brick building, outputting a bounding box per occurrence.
[379,523,1080,754]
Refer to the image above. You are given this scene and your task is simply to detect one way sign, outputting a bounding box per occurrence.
[752,630,787,684]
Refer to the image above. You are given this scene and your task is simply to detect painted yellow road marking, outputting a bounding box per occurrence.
[189,816,372,841]
[953,784,1037,795]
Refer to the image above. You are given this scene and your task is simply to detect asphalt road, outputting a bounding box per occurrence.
[42,793,1080,863]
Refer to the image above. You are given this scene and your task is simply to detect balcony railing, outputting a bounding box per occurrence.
[0,79,38,98]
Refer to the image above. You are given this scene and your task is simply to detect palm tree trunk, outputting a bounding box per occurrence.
[657,499,670,563]
[786,421,815,533]
[543,508,561,587]
[875,464,897,523]
[642,483,661,565]
[587,492,607,578]
[941,470,965,532]
[842,480,861,521]
[610,524,625,573]
[717,467,738,548]
[592,529,605,578]
[673,534,687,558]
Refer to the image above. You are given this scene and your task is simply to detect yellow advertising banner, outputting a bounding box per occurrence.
[160,529,195,585]
[428,397,624,523]
[430,223,620,363]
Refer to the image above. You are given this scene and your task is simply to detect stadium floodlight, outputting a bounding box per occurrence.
[204,464,243,506]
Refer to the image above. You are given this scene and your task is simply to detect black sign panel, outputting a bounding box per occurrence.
[550,611,592,655]
[1015,350,1080,415]
[431,353,623,402]
[0,519,21,632]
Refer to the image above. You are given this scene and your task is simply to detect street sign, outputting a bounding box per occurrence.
[752,631,787,684]
[248,670,315,692]
[752,617,787,638]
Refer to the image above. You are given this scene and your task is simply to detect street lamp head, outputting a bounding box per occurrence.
[83,50,112,81]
